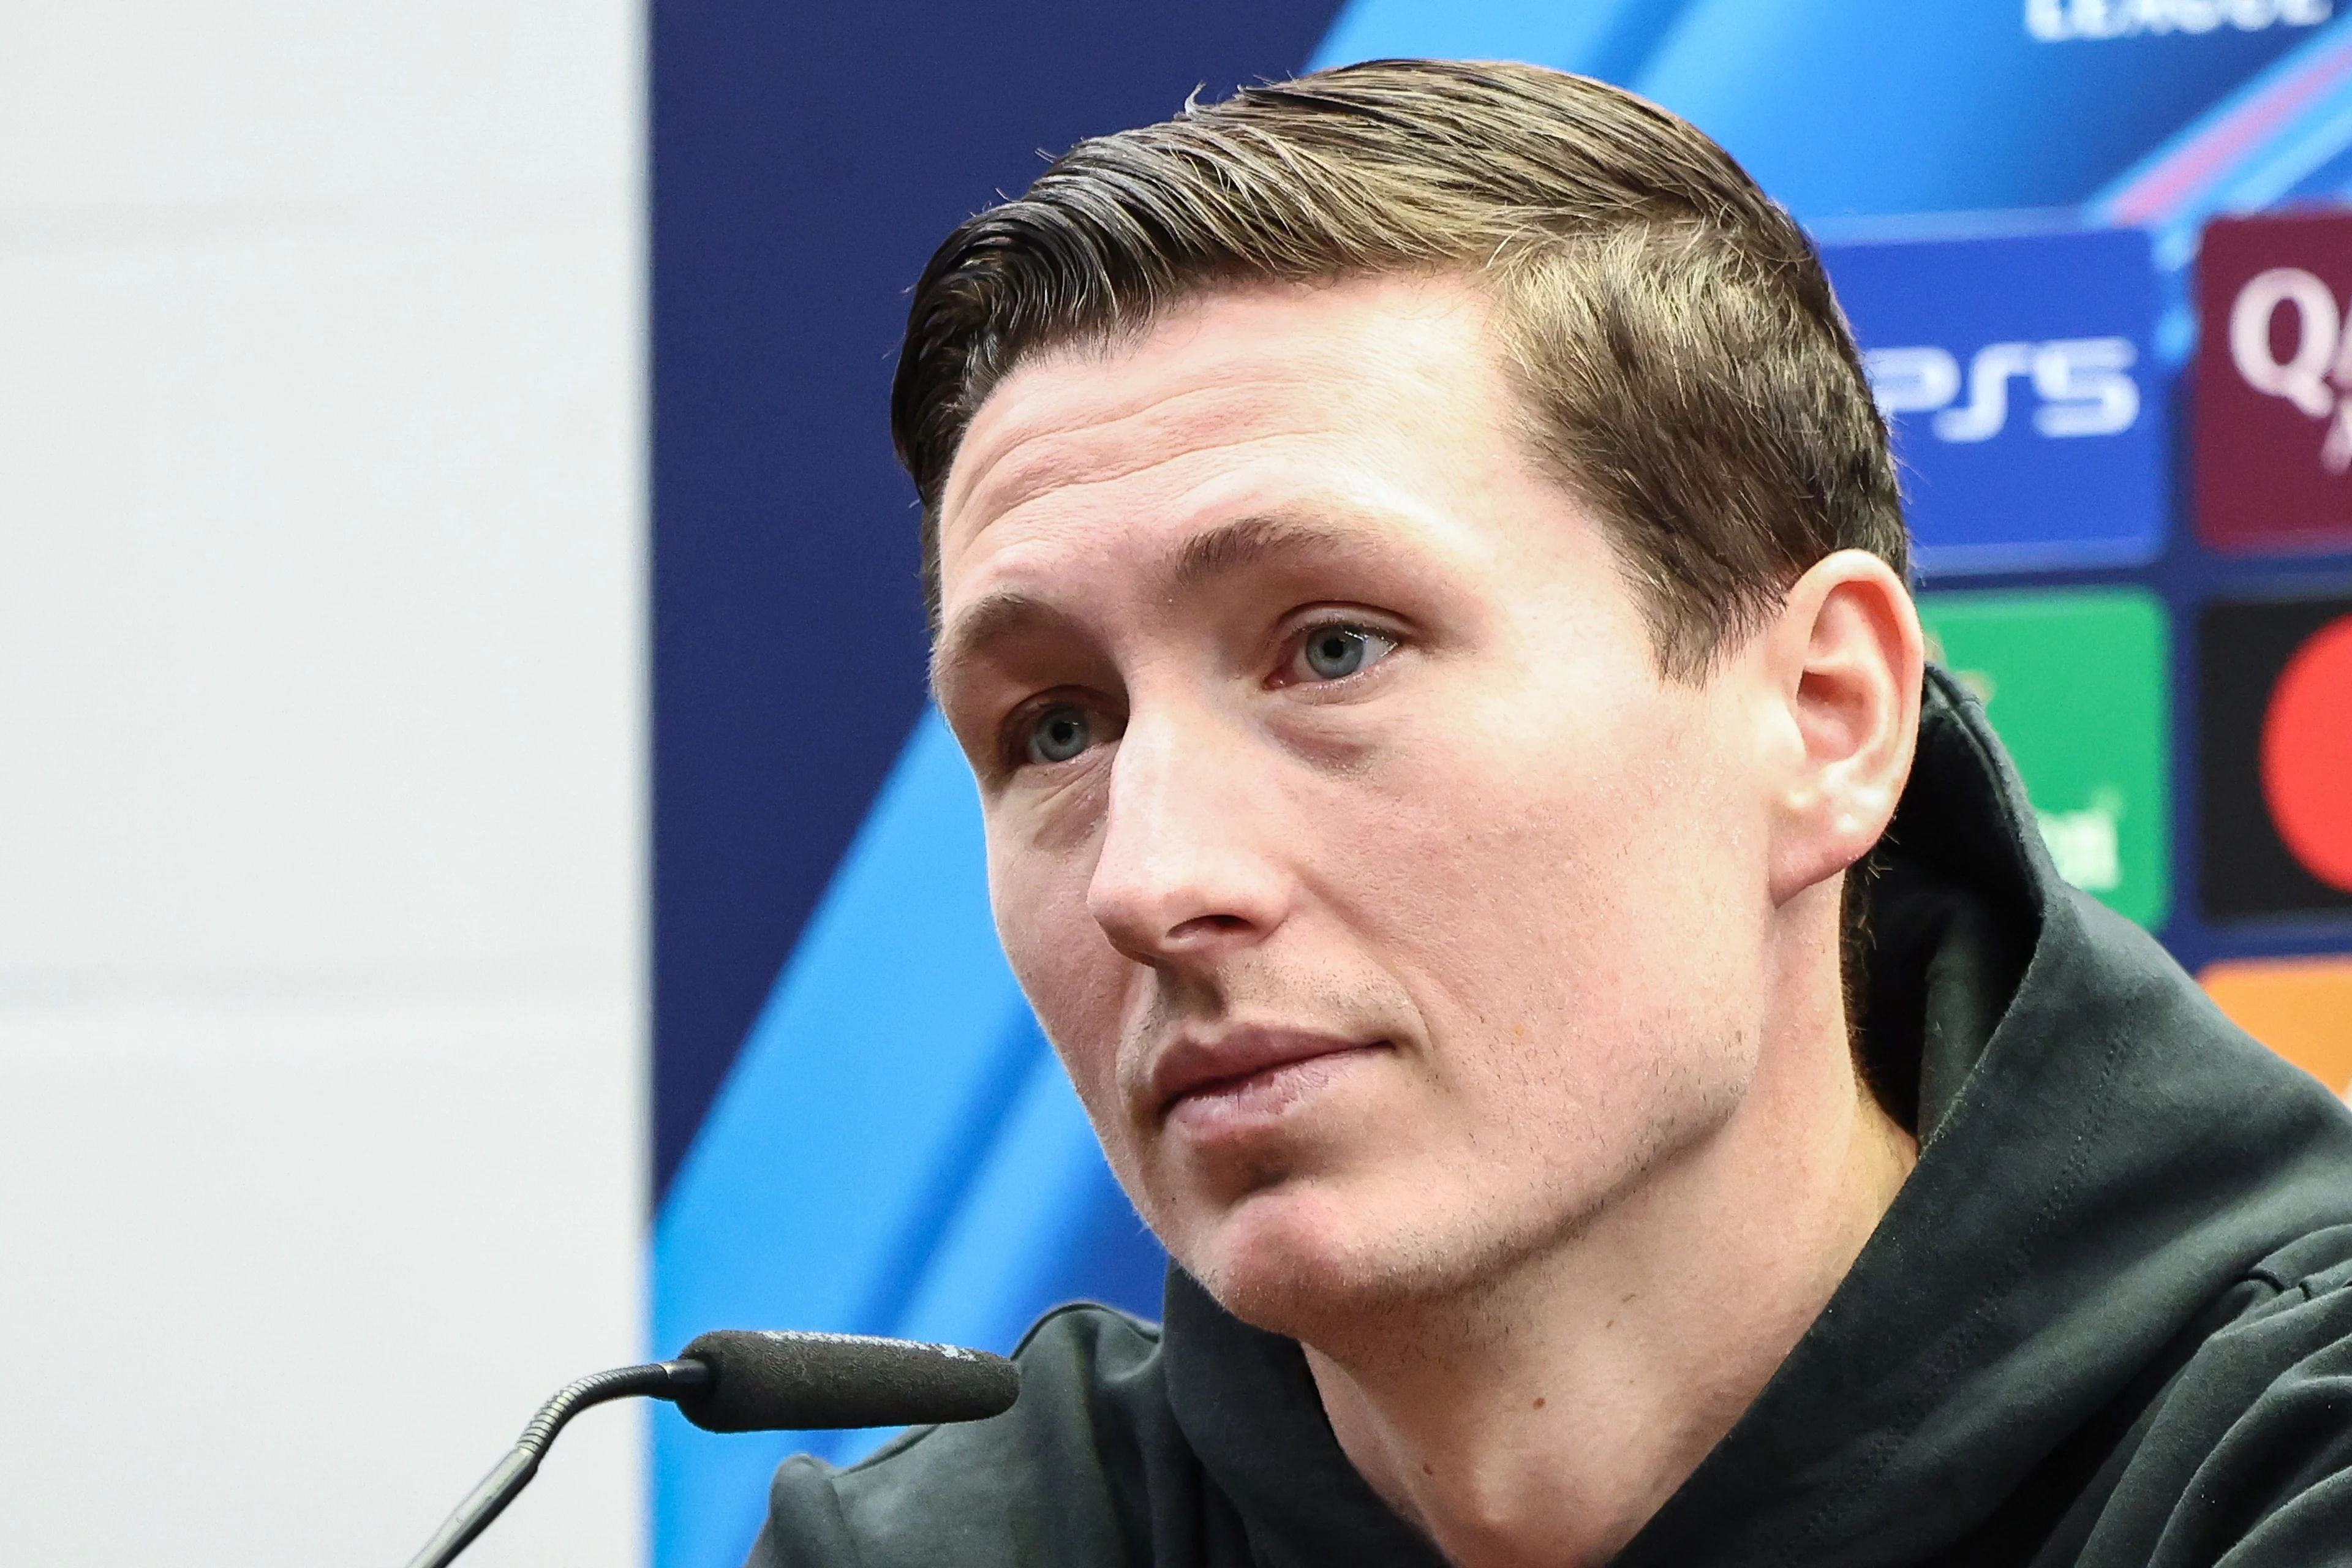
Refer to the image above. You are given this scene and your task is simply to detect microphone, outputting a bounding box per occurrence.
[674,1328,1023,1431]
[402,1331,1019,1568]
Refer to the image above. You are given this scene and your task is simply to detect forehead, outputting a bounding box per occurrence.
[935,275,1514,587]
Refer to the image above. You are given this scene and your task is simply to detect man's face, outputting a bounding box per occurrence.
[931,275,1779,1335]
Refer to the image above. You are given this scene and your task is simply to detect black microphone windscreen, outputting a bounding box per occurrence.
[672,1330,1020,1433]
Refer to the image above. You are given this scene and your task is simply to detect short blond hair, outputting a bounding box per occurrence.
[891,58,1907,679]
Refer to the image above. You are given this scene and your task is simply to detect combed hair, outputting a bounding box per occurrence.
[891,57,1908,679]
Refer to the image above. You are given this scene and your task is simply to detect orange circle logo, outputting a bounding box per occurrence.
[2261,614,2352,893]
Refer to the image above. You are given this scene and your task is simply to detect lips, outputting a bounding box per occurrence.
[1148,1027,1387,1132]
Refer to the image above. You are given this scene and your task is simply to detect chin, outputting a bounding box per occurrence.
[1178,1175,1500,1344]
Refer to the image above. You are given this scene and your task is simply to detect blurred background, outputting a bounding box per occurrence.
[6,4,2351,1567]
[0,4,643,1564]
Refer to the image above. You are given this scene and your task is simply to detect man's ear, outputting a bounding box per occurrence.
[1758,549,1924,907]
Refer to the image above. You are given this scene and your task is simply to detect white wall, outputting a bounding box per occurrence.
[0,5,646,1564]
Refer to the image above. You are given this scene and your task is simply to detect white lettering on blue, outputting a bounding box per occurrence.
[2032,338,2140,437]
[1864,346,1962,416]
[2029,0,2331,42]
[1936,342,2038,443]
[1862,339,2140,442]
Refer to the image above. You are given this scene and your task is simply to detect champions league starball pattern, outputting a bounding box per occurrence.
[651,9,2352,1566]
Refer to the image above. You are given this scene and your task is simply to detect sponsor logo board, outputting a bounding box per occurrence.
[1921,587,2174,927]
[2196,209,2352,553]
[2201,954,2352,1096]
[2199,590,2352,918]
[1828,228,2166,574]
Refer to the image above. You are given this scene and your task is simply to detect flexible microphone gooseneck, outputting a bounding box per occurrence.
[401,1330,1020,1568]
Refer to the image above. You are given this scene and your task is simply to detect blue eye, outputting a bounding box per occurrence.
[1025,703,1095,764]
[1297,624,1395,682]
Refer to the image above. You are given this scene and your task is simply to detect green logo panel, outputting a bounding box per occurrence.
[1919,587,2173,929]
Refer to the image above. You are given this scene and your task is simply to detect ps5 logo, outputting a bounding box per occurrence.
[1863,339,2141,443]
[2228,266,2352,473]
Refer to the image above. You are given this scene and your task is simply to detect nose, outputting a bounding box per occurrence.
[1086,703,1292,968]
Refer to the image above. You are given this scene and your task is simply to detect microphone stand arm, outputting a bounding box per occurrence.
[402,1359,712,1568]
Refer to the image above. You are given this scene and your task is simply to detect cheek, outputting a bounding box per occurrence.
[987,832,1127,1103]
[1340,686,1765,1090]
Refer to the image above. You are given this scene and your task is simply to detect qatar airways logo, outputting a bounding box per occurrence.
[2227,268,2352,472]
[2194,209,2352,552]
[2027,0,2329,40]
[1863,339,2139,443]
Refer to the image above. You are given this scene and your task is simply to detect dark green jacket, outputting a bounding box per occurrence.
[750,671,2352,1566]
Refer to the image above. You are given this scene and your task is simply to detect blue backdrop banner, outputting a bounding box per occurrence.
[652,7,2352,1566]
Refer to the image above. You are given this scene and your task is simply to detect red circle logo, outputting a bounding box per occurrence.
[2261,614,2352,893]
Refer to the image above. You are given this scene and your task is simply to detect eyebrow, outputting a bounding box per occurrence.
[1168,511,1388,595]
[930,508,1401,693]
[930,589,1062,696]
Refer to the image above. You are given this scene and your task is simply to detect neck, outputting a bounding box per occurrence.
[1304,925,1917,1568]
